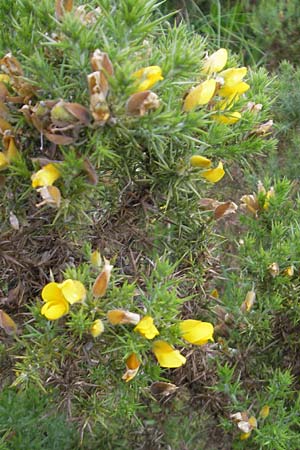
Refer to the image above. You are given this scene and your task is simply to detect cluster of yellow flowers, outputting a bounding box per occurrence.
[1,47,251,209]
[186,48,251,183]
[40,252,214,378]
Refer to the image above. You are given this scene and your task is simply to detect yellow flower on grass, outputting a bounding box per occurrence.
[218,81,250,97]
[41,279,86,320]
[219,67,247,87]
[0,135,19,171]
[202,48,228,75]
[90,249,102,267]
[132,66,163,92]
[183,79,216,111]
[0,74,10,83]
[90,319,104,337]
[259,405,270,419]
[134,316,159,339]
[0,152,8,170]
[212,111,241,125]
[152,340,186,368]
[179,320,214,345]
[190,155,212,168]
[31,163,60,188]
[60,279,86,304]
[201,161,225,183]
[122,353,141,382]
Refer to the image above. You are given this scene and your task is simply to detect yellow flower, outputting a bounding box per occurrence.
[0,152,9,170]
[41,279,86,320]
[219,67,247,87]
[179,320,214,345]
[152,340,186,368]
[122,353,141,382]
[240,432,251,440]
[284,266,294,277]
[190,155,212,168]
[201,162,225,183]
[183,79,216,112]
[60,279,86,304]
[202,48,228,75]
[134,316,159,339]
[0,74,10,83]
[31,163,60,188]
[212,111,241,125]
[218,81,250,97]
[90,319,104,337]
[0,135,19,171]
[90,249,102,267]
[259,405,270,419]
[107,309,140,325]
[132,66,163,92]
[214,94,238,111]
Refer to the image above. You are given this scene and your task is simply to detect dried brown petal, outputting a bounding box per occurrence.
[150,381,178,396]
[253,119,273,136]
[92,258,113,297]
[126,91,160,116]
[268,262,279,278]
[90,50,114,77]
[0,53,23,76]
[0,309,17,335]
[83,158,98,185]
[43,131,75,145]
[64,102,91,125]
[240,290,256,313]
[9,211,19,230]
[214,201,238,219]
[55,0,73,20]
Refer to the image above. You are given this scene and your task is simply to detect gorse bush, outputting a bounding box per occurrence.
[1,0,296,449]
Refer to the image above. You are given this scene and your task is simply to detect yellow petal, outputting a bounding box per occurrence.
[36,186,62,208]
[259,405,270,419]
[190,155,212,168]
[92,258,113,297]
[122,353,141,382]
[218,81,250,97]
[284,266,294,277]
[183,79,216,111]
[240,432,251,440]
[180,320,214,345]
[152,340,186,368]
[201,162,225,183]
[31,163,60,188]
[41,282,65,303]
[107,309,140,325]
[0,117,12,133]
[240,290,256,313]
[0,152,9,170]
[132,66,163,93]
[0,74,10,83]
[219,67,247,87]
[212,111,241,125]
[41,298,69,320]
[202,48,228,74]
[90,249,102,267]
[90,319,104,337]
[134,316,159,340]
[214,93,239,111]
[248,416,257,429]
[60,279,86,304]
[5,137,19,162]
